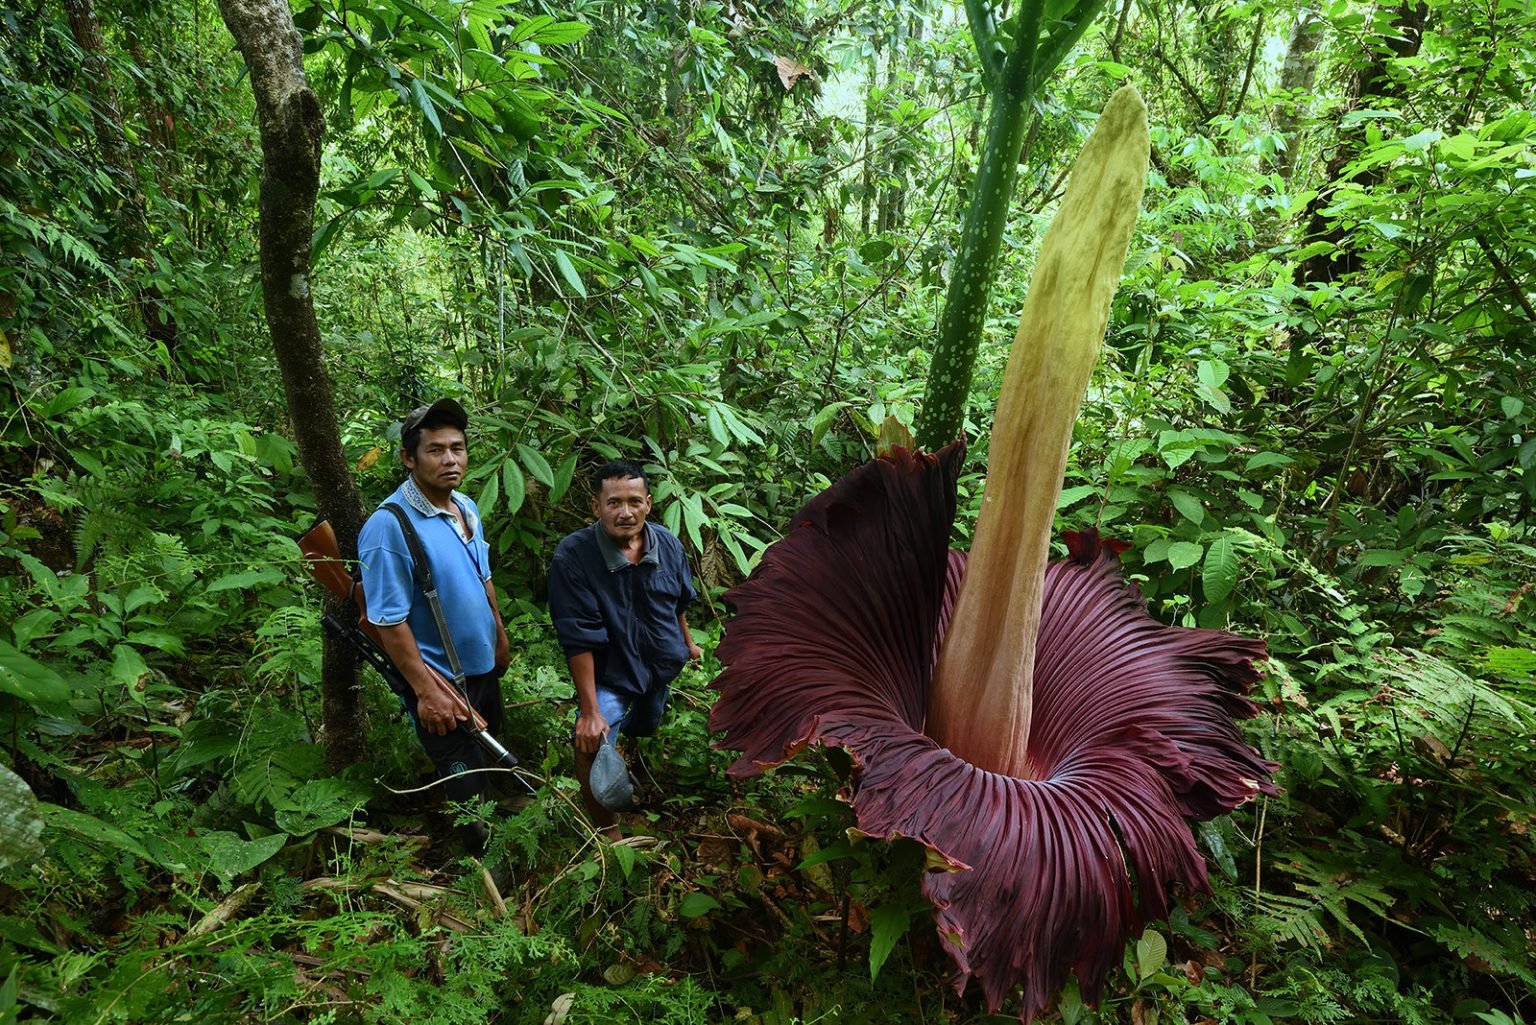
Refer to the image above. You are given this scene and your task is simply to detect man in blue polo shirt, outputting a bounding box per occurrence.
[548,460,702,837]
[358,398,511,855]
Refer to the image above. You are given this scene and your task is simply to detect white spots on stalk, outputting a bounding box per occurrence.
[289,273,310,300]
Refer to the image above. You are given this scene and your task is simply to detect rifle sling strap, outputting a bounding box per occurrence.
[380,502,468,689]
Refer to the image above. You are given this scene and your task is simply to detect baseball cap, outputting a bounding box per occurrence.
[401,397,468,434]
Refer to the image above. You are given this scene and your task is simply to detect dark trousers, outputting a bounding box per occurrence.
[398,669,505,806]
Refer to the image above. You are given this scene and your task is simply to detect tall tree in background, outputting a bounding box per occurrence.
[63,0,178,348]
[1298,2,1430,284]
[217,0,366,768]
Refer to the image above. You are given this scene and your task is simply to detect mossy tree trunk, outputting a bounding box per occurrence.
[216,0,367,769]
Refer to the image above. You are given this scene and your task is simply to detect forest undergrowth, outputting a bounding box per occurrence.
[4,0,1536,1022]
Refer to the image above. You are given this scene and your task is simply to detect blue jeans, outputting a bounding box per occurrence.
[589,682,671,746]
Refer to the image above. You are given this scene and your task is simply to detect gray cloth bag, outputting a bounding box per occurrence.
[590,741,637,811]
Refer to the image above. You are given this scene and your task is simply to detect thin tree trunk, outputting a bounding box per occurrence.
[1298,3,1430,285]
[63,0,177,348]
[1264,6,1325,179]
[216,0,367,769]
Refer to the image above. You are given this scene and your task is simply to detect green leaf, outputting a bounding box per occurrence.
[1136,929,1168,980]
[199,831,289,881]
[529,20,590,44]
[1501,395,1525,419]
[1167,541,1204,571]
[678,892,719,918]
[517,444,556,487]
[0,764,43,871]
[503,459,527,515]
[0,640,70,704]
[476,467,500,517]
[10,609,58,650]
[550,452,578,505]
[1400,128,1442,151]
[1202,535,1239,603]
[111,644,150,697]
[1168,489,1205,526]
[206,568,285,592]
[40,804,155,863]
[1056,484,1096,508]
[409,77,442,137]
[868,904,910,981]
[706,405,730,447]
[1245,451,1294,471]
[553,250,586,297]
[811,401,848,447]
[40,386,95,419]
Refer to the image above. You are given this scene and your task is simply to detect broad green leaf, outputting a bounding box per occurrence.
[529,20,590,44]
[1167,541,1204,571]
[409,78,442,137]
[1168,490,1205,526]
[0,764,43,870]
[200,831,289,881]
[1245,451,1294,471]
[1136,929,1168,980]
[868,904,909,981]
[40,804,155,862]
[206,568,285,592]
[1502,396,1525,419]
[678,892,718,918]
[111,644,149,697]
[1202,535,1239,603]
[273,778,370,835]
[0,640,70,704]
[1400,128,1441,151]
[11,609,58,650]
[706,405,730,447]
[40,386,95,419]
[1056,484,1096,508]
[550,452,578,505]
[1196,359,1229,389]
[553,250,586,297]
[811,401,848,447]
[503,459,527,515]
[476,467,500,517]
[517,444,556,487]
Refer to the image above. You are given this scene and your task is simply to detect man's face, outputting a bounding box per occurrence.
[402,425,467,495]
[592,475,651,545]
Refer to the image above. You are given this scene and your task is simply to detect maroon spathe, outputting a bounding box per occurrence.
[709,443,1276,1021]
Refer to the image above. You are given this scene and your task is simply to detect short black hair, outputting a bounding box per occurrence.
[592,459,647,495]
[401,405,467,458]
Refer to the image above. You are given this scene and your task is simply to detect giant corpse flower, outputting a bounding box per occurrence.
[709,87,1276,1022]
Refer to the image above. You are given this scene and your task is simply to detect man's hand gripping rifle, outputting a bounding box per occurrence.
[295,519,532,794]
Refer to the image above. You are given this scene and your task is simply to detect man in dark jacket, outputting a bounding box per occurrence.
[547,460,702,838]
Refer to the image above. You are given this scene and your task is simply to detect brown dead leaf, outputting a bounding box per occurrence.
[356,446,384,472]
[773,55,818,93]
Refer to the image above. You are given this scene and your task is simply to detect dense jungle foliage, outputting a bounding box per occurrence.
[1,0,1534,1022]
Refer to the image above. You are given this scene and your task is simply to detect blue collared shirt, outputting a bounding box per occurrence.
[548,521,697,698]
[358,479,497,677]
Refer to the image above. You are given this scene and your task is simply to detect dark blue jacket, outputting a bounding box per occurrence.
[548,521,696,698]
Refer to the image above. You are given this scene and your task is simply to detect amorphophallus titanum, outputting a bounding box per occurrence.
[709,86,1276,1021]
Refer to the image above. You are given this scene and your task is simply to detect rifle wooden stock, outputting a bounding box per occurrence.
[295,518,488,733]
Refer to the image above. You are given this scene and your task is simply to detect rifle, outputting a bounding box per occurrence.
[295,518,530,791]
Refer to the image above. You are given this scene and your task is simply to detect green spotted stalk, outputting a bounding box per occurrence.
[914,0,1111,452]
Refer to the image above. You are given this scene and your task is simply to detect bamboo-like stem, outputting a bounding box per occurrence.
[925,86,1149,777]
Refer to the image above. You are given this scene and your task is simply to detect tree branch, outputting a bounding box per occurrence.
[1476,234,1536,327]
[965,0,1003,85]
[1031,0,1109,95]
